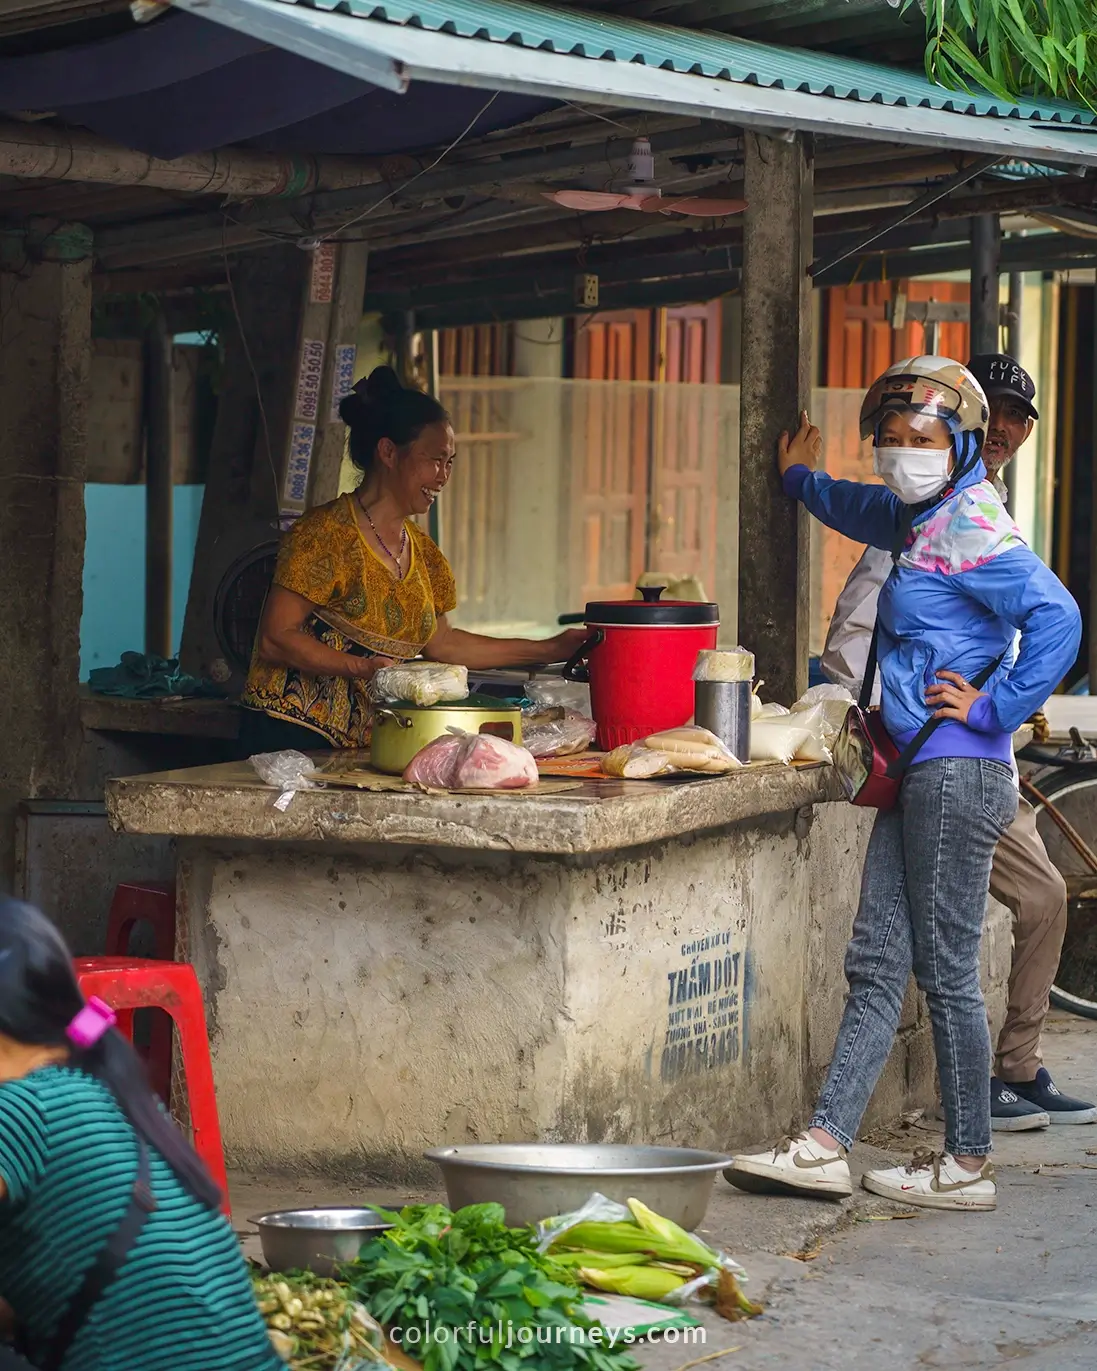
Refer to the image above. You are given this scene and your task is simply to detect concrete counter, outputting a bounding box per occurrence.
[104,762,1010,1183]
[106,759,843,855]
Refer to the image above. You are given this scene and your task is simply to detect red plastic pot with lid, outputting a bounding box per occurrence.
[562,587,720,750]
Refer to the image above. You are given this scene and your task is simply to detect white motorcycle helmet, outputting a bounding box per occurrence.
[859,356,990,451]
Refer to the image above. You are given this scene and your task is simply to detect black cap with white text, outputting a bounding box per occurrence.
[967,353,1039,421]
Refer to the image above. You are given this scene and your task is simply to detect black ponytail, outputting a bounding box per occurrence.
[0,897,222,1210]
[339,365,448,477]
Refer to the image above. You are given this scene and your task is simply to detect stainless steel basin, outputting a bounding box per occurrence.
[250,1206,394,1275]
[423,1143,731,1230]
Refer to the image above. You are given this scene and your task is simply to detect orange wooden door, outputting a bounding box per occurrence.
[647,302,722,593]
[825,280,972,387]
[571,311,653,601]
[825,282,893,387]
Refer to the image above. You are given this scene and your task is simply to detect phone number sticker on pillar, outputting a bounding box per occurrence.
[310,243,336,303]
[330,344,358,422]
[283,423,316,506]
[294,339,326,423]
[660,930,746,1082]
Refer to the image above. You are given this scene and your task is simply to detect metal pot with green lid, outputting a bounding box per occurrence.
[370,694,524,775]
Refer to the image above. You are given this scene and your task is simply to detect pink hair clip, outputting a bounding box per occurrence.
[67,996,117,1049]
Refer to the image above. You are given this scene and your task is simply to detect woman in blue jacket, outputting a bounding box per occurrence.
[726,357,1081,1211]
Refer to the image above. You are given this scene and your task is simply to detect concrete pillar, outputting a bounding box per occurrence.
[0,220,92,884]
[970,215,1001,356]
[738,133,813,704]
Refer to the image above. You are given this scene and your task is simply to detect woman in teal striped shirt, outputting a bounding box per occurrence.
[0,898,282,1371]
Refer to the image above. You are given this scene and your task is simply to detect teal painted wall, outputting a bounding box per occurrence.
[80,485,205,679]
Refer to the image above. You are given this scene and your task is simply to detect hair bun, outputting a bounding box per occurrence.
[362,365,404,404]
[338,390,367,426]
[340,366,403,426]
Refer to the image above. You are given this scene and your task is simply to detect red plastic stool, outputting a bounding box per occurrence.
[106,881,176,960]
[74,957,231,1217]
[104,882,177,1102]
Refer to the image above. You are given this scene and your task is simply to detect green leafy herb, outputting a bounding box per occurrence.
[343,1204,640,1371]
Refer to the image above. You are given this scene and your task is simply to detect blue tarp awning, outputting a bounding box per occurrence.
[171,0,1097,165]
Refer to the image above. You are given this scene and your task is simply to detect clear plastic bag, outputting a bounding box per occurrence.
[791,684,854,741]
[693,648,755,682]
[787,703,834,759]
[793,719,833,764]
[525,677,592,716]
[749,721,814,765]
[601,744,675,778]
[404,729,538,790]
[249,751,320,811]
[370,662,468,707]
[523,717,597,758]
[643,726,742,773]
[455,734,538,789]
[402,735,464,788]
[535,1193,632,1253]
[535,1192,746,1292]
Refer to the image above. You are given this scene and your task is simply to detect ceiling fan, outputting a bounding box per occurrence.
[540,137,746,218]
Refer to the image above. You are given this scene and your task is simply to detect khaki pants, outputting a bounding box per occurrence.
[988,796,1068,1082]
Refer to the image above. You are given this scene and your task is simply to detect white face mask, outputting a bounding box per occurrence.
[873,446,951,505]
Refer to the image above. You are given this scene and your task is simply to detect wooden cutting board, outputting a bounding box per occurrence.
[535,753,608,779]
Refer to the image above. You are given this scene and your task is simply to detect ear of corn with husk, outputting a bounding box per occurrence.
[548,1250,649,1270]
[625,1199,725,1268]
[575,1265,693,1300]
[546,1198,761,1322]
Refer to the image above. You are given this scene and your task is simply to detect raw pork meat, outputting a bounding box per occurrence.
[403,734,464,787]
[455,735,539,789]
[402,732,538,790]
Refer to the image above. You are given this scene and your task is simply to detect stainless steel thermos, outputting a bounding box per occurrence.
[694,680,751,762]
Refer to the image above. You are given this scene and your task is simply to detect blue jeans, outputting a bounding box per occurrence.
[811,757,1018,1157]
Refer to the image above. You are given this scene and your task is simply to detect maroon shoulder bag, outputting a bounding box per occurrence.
[833,620,1005,811]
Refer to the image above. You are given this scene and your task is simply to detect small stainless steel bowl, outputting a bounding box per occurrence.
[250,1206,394,1275]
[423,1144,731,1230]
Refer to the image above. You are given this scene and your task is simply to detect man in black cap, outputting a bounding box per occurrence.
[820,352,1097,1131]
[968,352,1039,485]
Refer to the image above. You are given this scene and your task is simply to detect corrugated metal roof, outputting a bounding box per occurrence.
[299,0,1097,126]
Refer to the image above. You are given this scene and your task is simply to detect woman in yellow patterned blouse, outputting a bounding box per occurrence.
[241,367,586,752]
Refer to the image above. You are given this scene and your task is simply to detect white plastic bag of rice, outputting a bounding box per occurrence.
[749,721,814,765]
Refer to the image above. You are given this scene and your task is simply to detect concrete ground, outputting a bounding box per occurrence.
[231,1013,1097,1371]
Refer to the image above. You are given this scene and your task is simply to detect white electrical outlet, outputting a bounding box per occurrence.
[574,273,599,309]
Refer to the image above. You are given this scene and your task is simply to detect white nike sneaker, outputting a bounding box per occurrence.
[862,1149,997,1211]
[724,1133,852,1198]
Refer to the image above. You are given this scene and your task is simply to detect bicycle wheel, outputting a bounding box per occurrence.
[1026,765,1097,1020]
